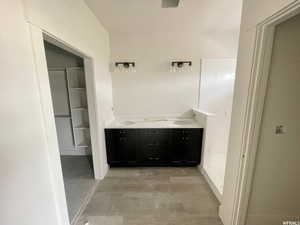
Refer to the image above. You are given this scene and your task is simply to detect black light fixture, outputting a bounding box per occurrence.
[115,62,136,72]
[171,61,192,72]
[171,61,192,67]
[115,62,135,68]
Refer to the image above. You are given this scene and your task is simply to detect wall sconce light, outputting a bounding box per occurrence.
[170,61,192,72]
[115,62,136,72]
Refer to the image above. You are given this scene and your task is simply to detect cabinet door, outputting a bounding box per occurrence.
[105,130,120,164]
[171,129,203,165]
[184,129,202,164]
[171,130,186,164]
[105,129,138,165]
[139,129,170,165]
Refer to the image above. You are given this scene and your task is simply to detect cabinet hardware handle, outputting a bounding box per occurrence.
[148,157,160,160]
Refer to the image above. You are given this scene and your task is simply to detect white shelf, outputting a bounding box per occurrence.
[76,142,90,148]
[74,125,89,129]
[71,107,87,111]
[67,67,84,70]
[71,87,86,90]
[55,115,71,118]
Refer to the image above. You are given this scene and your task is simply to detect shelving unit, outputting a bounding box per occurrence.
[48,67,91,154]
[66,67,91,149]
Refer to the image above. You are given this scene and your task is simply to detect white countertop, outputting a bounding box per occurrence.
[105,118,204,129]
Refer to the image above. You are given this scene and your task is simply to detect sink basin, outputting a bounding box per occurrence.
[173,120,193,125]
[119,121,135,126]
[141,119,168,122]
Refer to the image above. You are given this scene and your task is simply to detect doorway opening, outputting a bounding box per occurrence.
[245,12,300,225]
[229,3,300,225]
[43,40,96,224]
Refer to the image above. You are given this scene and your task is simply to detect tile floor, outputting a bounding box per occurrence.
[61,156,96,223]
[76,167,223,225]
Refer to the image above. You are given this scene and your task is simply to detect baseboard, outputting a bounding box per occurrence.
[199,166,222,202]
[101,163,109,179]
[71,180,99,225]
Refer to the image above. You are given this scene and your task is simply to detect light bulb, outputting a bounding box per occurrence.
[129,63,133,72]
[170,65,174,72]
[116,64,122,72]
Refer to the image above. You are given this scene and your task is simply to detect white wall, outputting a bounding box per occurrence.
[23,0,114,123]
[0,1,112,225]
[24,0,114,174]
[220,0,297,225]
[246,13,300,225]
[0,2,65,225]
[110,31,239,118]
[199,59,236,195]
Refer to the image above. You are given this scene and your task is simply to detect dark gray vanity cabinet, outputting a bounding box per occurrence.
[105,129,138,166]
[170,129,202,165]
[105,128,203,167]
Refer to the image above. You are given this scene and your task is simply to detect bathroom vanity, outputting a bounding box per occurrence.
[105,119,203,167]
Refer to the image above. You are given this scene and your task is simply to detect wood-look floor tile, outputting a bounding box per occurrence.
[77,168,222,225]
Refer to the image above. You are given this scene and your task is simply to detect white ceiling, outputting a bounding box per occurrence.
[84,0,243,34]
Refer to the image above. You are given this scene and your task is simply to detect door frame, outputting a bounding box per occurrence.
[29,24,106,225]
[42,32,103,180]
[231,2,300,225]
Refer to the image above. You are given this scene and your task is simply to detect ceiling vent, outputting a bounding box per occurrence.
[162,0,180,8]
